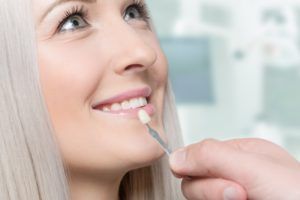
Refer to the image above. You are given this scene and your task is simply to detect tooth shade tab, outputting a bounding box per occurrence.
[138,109,151,124]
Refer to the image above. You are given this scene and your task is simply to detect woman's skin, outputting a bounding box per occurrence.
[33,0,168,199]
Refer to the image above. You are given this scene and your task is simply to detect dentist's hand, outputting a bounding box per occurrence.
[169,138,300,200]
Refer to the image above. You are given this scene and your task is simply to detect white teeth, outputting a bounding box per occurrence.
[101,97,148,112]
[129,98,140,109]
[139,97,147,106]
[102,106,110,112]
[111,103,122,111]
[121,100,131,110]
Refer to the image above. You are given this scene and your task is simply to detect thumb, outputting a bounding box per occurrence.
[169,139,255,183]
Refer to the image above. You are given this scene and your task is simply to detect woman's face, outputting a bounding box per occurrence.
[33,0,168,174]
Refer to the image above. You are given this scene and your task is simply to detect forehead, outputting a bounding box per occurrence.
[32,0,98,26]
[33,0,53,8]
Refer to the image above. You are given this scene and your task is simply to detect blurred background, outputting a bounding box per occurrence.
[147,0,300,160]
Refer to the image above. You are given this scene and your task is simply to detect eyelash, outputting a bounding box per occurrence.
[57,5,88,33]
[56,1,150,33]
[128,0,150,21]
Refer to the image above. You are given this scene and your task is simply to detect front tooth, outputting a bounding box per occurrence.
[129,98,140,109]
[121,100,130,110]
[139,97,147,106]
[142,98,147,105]
[102,106,110,112]
[111,103,122,111]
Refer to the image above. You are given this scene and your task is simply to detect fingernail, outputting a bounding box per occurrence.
[223,187,239,200]
[169,148,186,168]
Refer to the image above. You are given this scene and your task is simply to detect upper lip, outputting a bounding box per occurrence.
[92,86,152,109]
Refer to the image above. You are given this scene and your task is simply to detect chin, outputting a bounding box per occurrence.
[117,128,166,171]
[88,101,167,172]
[130,138,165,169]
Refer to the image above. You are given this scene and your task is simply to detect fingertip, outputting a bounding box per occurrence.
[170,170,185,179]
[223,185,247,200]
[169,148,187,173]
[223,187,239,200]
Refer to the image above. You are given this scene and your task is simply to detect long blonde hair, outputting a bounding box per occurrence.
[0,0,185,199]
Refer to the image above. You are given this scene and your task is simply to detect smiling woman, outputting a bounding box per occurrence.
[0,0,184,199]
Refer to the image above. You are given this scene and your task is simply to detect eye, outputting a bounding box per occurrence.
[124,3,150,22]
[59,15,88,32]
[57,5,89,33]
[124,6,141,21]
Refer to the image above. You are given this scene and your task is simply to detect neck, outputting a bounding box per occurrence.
[68,170,124,200]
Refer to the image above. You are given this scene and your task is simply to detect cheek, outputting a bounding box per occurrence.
[38,42,113,170]
[38,43,99,111]
[155,50,168,85]
[146,35,169,88]
[37,42,104,143]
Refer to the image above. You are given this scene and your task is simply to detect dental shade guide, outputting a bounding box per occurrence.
[138,109,172,156]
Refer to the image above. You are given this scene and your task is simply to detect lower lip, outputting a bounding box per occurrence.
[92,103,155,118]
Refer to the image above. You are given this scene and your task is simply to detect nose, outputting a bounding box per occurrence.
[108,21,157,75]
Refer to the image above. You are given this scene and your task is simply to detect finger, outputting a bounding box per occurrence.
[181,177,247,200]
[169,139,255,182]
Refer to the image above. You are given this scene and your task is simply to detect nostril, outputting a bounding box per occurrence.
[125,64,144,71]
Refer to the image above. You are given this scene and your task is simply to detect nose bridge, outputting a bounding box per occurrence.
[105,19,157,74]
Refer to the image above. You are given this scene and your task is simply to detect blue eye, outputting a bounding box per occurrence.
[59,15,88,32]
[124,3,150,22]
[124,6,141,21]
[57,5,89,33]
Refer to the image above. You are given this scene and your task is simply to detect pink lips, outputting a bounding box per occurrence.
[92,87,155,118]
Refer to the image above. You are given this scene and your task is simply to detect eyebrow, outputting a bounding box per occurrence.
[39,0,96,24]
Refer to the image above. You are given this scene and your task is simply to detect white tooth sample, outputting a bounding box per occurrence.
[129,98,140,109]
[138,109,151,124]
[121,100,131,110]
[102,106,110,112]
[111,103,122,111]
